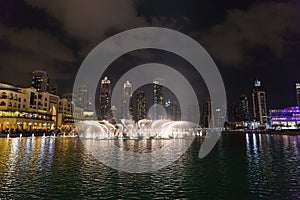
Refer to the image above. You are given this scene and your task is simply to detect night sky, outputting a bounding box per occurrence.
[0,0,300,111]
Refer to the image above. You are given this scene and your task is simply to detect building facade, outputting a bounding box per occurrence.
[153,81,164,120]
[215,105,227,128]
[121,80,132,119]
[136,90,146,121]
[252,80,267,125]
[296,83,300,107]
[0,83,59,131]
[0,79,84,131]
[76,85,89,111]
[240,94,250,122]
[270,107,300,128]
[202,97,212,127]
[31,70,56,94]
[99,77,112,120]
[153,81,164,106]
[165,100,180,121]
[57,97,83,130]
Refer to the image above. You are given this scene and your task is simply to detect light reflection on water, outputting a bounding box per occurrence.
[0,134,299,199]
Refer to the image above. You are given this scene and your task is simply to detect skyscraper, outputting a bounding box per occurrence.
[296,83,300,107]
[202,97,212,127]
[239,94,249,121]
[229,102,240,122]
[153,81,164,105]
[252,80,267,125]
[136,90,146,121]
[31,70,56,94]
[31,70,49,92]
[153,81,164,120]
[77,85,89,111]
[99,77,112,120]
[121,81,132,119]
[165,99,180,121]
[215,105,227,127]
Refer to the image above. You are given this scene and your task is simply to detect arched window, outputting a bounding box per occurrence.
[0,101,6,106]
[1,92,7,99]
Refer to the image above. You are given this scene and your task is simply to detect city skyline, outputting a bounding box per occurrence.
[2,71,300,123]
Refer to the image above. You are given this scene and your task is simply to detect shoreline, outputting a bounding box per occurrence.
[222,129,300,136]
[0,132,61,138]
[1,129,300,138]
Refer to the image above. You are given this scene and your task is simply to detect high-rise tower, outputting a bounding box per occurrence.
[296,83,300,107]
[31,70,56,94]
[239,94,249,121]
[99,77,112,120]
[252,80,267,125]
[136,90,146,121]
[121,81,132,119]
[77,85,89,111]
[202,97,212,127]
[31,70,49,92]
[153,81,164,120]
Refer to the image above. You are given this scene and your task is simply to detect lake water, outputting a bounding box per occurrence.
[0,133,299,199]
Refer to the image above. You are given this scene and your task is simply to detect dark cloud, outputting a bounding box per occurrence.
[0,0,299,109]
[0,24,76,87]
[197,1,299,66]
[24,0,147,42]
[0,0,148,90]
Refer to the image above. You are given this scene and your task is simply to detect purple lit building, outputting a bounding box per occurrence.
[269,106,300,127]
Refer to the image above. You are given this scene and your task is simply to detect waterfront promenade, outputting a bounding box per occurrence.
[0,130,71,138]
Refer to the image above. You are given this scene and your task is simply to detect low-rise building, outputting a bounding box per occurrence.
[0,83,59,131]
[270,106,300,129]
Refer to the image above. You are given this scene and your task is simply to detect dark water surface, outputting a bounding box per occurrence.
[0,133,299,199]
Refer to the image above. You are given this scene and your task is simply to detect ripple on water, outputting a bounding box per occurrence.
[0,134,299,199]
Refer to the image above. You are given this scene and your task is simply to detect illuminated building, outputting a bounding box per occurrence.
[153,81,164,105]
[121,80,132,119]
[31,70,48,92]
[230,95,250,122]
[202,97,212,127]
[270,107,300,128]
[31,70,56,94]
[215,105,227,127]
[57,97,73,129]
[136,90,146,121]
[76,85,89,111]
[57,97,83,130]
[252,80,267,125]
[153,81,164,120]
[111,105,117,123]
[239,94,249,121]
[99,77,112,120]
[0,83,59,131]
[0,79,85,131]
[296,83,300,107]
[165,99,180,121]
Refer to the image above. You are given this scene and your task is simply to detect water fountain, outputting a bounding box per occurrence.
[76,119,201,140]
